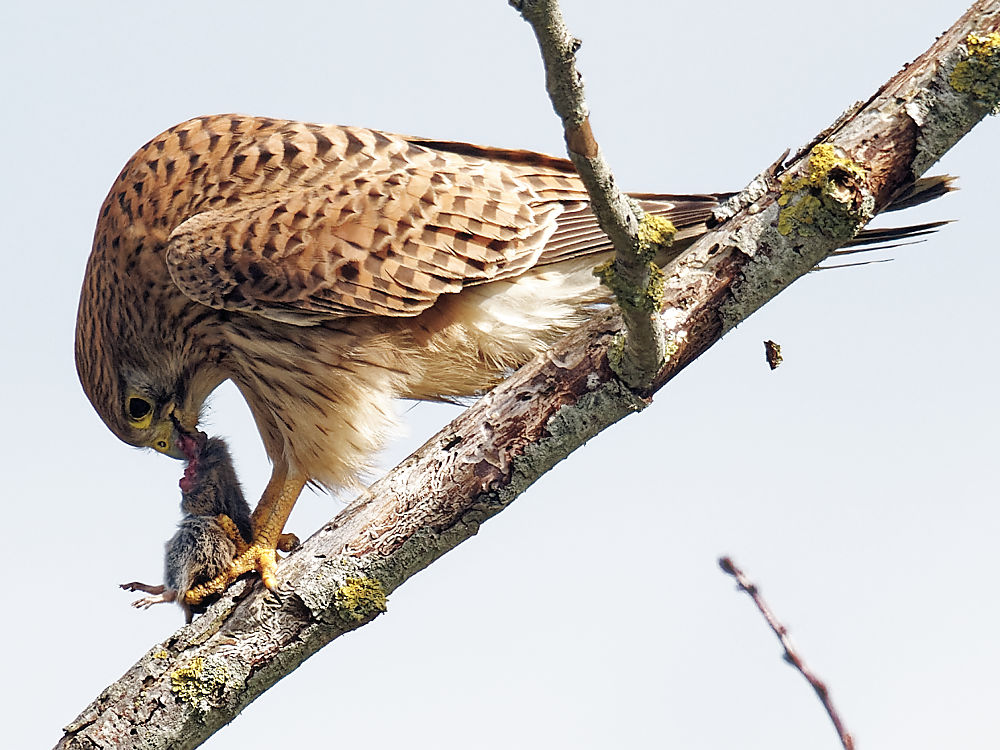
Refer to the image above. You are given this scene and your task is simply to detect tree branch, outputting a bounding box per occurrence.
[720,557,855,750]
[510,0,673,388]
[56,3,1000,748]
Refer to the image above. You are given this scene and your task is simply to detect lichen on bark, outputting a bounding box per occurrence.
[949,31,1000,111]
[777,144,874,239]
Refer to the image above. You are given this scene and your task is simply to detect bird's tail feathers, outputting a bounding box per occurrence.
[883,175,957,213]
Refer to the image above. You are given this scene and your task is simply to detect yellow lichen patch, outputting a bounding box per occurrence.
[967,31,1000,56]
[777,144,870,238]
[170,657,229,706]
[646,261,666,305]
[334,577,387,623]
[637,214,676,256]
[153,649,169,660]
[591,213,673,317]
[663,329,684,360]
[949,32,1000,112]
[591,213,673,312]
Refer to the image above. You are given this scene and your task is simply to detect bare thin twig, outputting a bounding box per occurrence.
[719,556,855,750]
[509,0,670,388]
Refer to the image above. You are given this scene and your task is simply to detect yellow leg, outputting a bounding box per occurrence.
[185,467,306,605]
[214,513,298,555]
[249,467,306,551]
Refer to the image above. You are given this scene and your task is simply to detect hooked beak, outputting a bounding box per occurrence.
[150,406,205,460]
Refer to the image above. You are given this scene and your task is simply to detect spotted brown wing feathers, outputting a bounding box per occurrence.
[165,156,570,320]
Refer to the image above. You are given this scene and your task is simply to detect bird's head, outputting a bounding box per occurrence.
[113,367,208,460]
[75,254,219,461]
[78,350,212,461]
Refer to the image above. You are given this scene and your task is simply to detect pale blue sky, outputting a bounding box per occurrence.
[2,1,997,748]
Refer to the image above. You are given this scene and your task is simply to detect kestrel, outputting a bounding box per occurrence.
[76,115,947,602]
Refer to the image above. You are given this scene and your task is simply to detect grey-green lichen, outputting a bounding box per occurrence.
[777,144,873,239]
[594,259,666,313]
[593,213,674,313]
[170,657,229,708]
[333,576,387,623]
[606,325,681,376]
[949,32,1000,113]
[605,330,627,375]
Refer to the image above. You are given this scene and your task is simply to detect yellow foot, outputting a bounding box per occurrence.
[183,543,280,606]
[183,469,307,608]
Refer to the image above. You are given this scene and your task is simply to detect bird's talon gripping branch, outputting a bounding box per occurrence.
[182,469,305,605]
[182,544,280,605]
[257,547,279,591]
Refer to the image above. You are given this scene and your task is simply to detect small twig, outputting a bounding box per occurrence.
[509,0,671,389]
[719,556,855,750]
[813,258,894,271]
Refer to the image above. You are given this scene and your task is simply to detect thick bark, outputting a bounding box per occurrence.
[56,2,1000,748]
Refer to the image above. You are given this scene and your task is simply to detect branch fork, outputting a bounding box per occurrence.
[510,0,674,389]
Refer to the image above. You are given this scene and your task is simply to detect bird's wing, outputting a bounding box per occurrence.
[164,136,719,321]
[164,134,599,322]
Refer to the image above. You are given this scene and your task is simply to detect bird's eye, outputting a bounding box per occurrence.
[127,397,153,423]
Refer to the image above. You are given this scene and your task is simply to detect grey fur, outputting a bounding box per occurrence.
[178,437,252,542]
[121,436,251,622]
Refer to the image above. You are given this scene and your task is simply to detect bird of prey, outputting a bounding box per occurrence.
[76,114,948,603]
